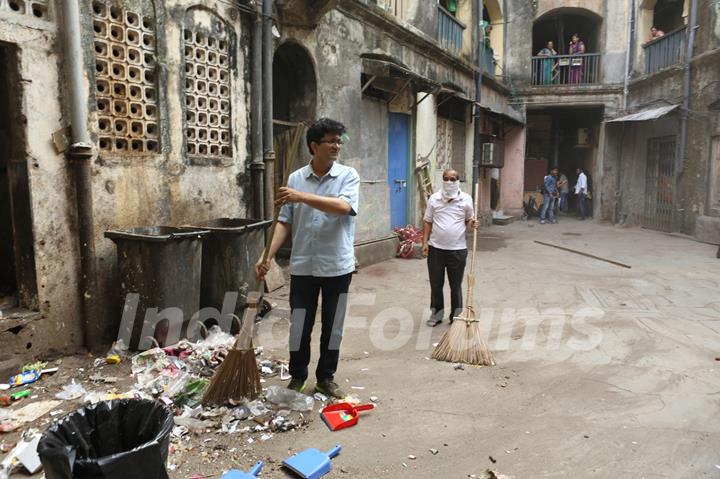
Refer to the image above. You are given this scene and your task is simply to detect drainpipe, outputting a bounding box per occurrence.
[622,0,635,110]
[250,0,265,219]
[61,1,102,350]
[262,0,275,220]
[472,0,484,193]
[676,0,698,229]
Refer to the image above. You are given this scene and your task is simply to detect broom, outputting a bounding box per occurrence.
[203,123,305,405]
[431,181,495,366]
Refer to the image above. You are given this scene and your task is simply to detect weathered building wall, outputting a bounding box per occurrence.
[500,126,526,216]
[0,5,85,361]
[82,1,254,345]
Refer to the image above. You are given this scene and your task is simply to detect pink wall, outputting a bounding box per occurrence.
[500,127,526,216]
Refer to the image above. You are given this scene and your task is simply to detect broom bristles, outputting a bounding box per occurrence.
[431,307,494,366]
[202,349,261,406]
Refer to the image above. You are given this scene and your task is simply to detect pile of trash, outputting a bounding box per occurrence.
[393,224,424,259]
[0,327,337,478]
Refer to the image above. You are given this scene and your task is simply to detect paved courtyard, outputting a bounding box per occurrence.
[247,218,720,478]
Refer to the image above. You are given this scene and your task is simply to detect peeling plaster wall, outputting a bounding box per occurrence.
[80,1,253,345]
[0,7,84,358]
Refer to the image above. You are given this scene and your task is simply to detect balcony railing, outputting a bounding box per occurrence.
[531,53,601,86]
[479,44,495,78]
[644,26,686,75]
[437,5,465,56]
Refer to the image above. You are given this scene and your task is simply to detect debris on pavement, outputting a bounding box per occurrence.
[0,429,41,477]
[54,380,87,400]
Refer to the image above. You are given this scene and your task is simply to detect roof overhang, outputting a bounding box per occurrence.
[605,104,679,123]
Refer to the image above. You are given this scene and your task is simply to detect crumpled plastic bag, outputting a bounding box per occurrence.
[264,385,314,411]
[55,380,87,400]
[38,399,173,479]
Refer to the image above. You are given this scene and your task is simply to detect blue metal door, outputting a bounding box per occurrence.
[388,113,410,229]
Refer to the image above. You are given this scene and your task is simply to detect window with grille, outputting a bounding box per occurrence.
[183,10,232,164]
[437,118,467,180]
[92,1,160,155]
[0,0,50,20]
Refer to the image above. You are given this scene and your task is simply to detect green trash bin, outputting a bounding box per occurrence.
[188,218,272,333]
[105,227,209,350]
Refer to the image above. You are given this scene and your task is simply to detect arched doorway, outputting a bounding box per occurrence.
[272,41,316,181]
[273,41,316,126]
[532,8,602,55]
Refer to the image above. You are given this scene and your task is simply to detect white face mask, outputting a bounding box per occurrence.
[442,180,460,198]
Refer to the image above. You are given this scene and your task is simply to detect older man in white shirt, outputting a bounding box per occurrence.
[421,169,477,327]
[574,168,588,220]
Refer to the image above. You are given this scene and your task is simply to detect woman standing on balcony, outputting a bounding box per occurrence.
[569,33,585,84]
[538,41,557,85]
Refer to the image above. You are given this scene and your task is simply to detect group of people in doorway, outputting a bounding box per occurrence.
[536,33,587,84]
[539,167,590,224]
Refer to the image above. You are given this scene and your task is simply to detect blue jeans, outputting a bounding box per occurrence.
[578,192,587,219]
[540,194,555,221]
[559,192,569,212]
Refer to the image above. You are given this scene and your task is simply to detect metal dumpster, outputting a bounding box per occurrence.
[188,218,271,333]
[104,227,209,350]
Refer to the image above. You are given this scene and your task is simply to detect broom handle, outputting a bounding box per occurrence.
[465,181,480,307]
[235,123,305,350]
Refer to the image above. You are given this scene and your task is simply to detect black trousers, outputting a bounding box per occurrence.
[427,246,468,321]
[288,273,352,382]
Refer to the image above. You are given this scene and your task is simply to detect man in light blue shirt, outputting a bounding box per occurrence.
[256,118,359,399]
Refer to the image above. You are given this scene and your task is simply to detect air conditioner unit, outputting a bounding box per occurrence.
[479,142,504,168]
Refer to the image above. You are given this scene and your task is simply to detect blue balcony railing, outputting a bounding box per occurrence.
[644,26,686,75]
[437,5,465,56]
[531,53,601,86]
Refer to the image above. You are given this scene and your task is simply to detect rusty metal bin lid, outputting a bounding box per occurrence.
[104,226,211,242]
[184,218,272,234]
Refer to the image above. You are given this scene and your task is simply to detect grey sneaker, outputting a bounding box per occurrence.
[315,380,346,399]
[287,378,306,394]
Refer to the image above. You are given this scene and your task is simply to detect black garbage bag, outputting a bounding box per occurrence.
[38,399,174,479]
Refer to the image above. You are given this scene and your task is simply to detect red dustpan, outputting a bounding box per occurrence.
[320,402,374,431]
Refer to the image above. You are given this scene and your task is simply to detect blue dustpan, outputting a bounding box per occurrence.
[282,445,342,479]
[220,461,263,478]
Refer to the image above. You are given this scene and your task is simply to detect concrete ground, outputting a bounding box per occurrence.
[8,219,720,478]
[243,218,720,478]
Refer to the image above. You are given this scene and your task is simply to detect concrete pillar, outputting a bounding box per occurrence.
[500,126,526,217]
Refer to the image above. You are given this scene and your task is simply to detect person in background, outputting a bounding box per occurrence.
[490,167,500,213]
[575,167,588,220]
[569,33,586,84]
[540,167,559,225]
[422,169,478,327]
[557,171,570,213]
[538,41,558,85]
[648,26,665,42]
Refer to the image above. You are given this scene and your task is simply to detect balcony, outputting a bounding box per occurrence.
[530,53,601,86]
[437,5,465,56]
[644,26,686,76]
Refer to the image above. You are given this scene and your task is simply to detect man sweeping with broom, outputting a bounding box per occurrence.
[422,169,477,327]
[256,118,359,399]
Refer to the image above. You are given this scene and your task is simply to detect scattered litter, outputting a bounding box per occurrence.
[6,400,61,427]
[0,429,42,476]
[55,380,87,400]
[489,455,496,463]
[481,470,513,479]
[350,386,365,390]
[408,455,416,460]
[429,448,439,455]
[313,392,328,402]
[265,385,314,412]
[369,396,379,403]
[454,363,465,370]
[0,389,31,407]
